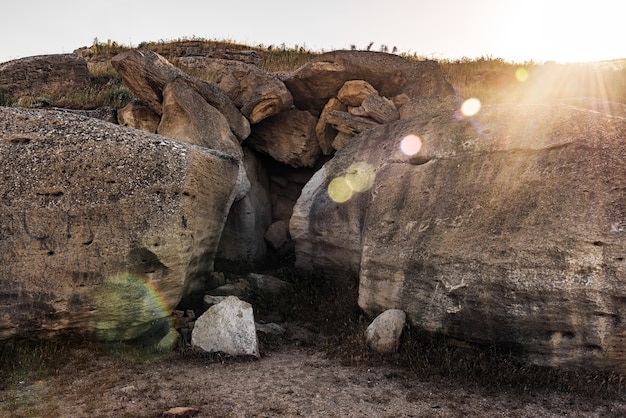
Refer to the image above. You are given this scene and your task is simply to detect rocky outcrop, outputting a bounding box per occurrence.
[0,54,90,103]
[0,107,240,340]
[291,102,626,371]
[283,50,455,111]
[158,77,243,158]
[177,57,293,124]
[111,50,250,141]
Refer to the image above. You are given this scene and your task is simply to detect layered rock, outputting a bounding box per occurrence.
[291,102,626,371]
[0,54,90,103]
[0,108,240,340]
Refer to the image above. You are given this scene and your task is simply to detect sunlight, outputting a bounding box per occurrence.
[515,67,529,82]
[461,98,481,117]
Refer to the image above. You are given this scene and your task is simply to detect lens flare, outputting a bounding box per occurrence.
[400,134,423,156]
[328,177,353,203]
[93,273,173,342]
[327,162,376,203]
[461,98,481,117]
[515,67,529,82]
[345,162,375,192]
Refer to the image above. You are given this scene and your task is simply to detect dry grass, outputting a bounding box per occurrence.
[7,37,626,110]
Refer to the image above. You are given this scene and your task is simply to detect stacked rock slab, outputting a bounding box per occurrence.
[0,108,239,340]
[290,102,626,371]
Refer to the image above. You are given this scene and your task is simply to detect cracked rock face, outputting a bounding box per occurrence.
[0,107,239,340]
[291,103,626,371]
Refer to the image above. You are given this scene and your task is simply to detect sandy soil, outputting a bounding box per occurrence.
[1,329,624,418]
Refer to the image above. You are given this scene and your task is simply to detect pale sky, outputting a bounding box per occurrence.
[1,0,625,64]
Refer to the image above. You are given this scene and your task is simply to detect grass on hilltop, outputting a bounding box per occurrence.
[4,37,626,110]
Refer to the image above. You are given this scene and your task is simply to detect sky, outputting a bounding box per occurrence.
[1,0,625,64]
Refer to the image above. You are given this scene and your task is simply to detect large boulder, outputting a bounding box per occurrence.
[290,102,626,371]
[0,107,240,340]
[176,57,293,124]
[157,77,243,159]
[283,50,455,111]
[111,50,250,141]
[246,109,321,168]
[0,54,90,103]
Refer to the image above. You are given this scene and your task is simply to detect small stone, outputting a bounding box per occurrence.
[191,296,259,357]
[162,406,200,417]
[264,221,289,249]
[365,309,406,353]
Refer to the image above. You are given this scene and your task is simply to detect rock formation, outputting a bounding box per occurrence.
[290,102,626,371]
[0,107,239,340]
[283,50,455,111]
[176,57,293,124]
[5,45,624,375]
[0,54,90,104]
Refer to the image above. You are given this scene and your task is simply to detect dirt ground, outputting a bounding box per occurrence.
[1,324,625,418]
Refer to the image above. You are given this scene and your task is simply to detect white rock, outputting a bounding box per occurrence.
[191,296,259,357]
[365,309,406,353]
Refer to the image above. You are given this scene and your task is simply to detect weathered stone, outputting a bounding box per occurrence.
[111,50,184,115]
[0,54,90,102]
[217,147,272,262]
[365,309,406,353]
[191,296,259,357]
[162,406,201,417]
[284,50,455,111]
[245,273,292,296]
[177,57,293,124]
[359,94,399,123]
[291,102,626,371]
[209,279,251,298]
[264,221,289,249]
[112,50,250,141]
[331,131,355,151]
[51,107,119,125]
[272,195,296,222]
[255,322,286,335]
[0,107,240,340]
[316,98,347,155]
[325,110,380,136]
[117,99,161,133]
[157,78,249,201]
[161,44,262,65]
[246,109,320,168]
[337,80,378,106]
[158,78,242,158]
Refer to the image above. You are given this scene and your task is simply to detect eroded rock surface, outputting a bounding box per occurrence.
[0,54,90,103]
[0,108,240,340]
[291,102,626,371]
[283,50,455,111]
